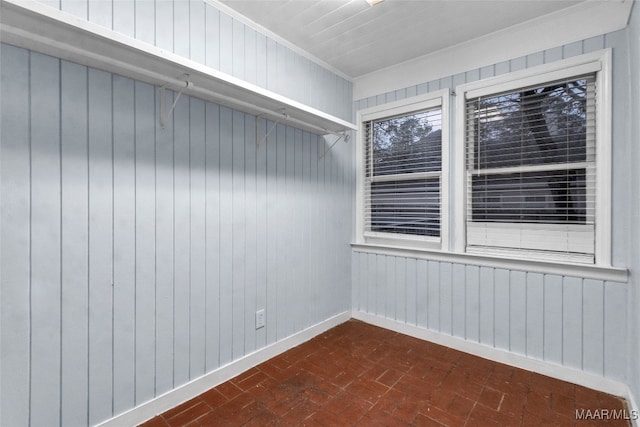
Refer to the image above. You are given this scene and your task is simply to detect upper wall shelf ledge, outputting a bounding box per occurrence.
[0,0,357,135]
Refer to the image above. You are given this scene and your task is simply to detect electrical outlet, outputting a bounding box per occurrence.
[256,309,265,329]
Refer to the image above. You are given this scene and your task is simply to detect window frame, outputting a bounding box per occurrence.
[454,49,612,266]
[356,90,450,251]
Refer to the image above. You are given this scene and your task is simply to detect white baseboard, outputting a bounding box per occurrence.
[97,311,351,427]
[352,311,629,399]
[626,386,640,427]
[98,309,633,427]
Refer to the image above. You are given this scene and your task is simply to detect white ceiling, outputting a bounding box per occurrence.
[218,0,583,79]
[220,0,579,78]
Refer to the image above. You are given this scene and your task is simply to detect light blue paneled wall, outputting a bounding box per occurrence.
[353,33,633,383]
[352,253,627,379]
[626,1,640,411]
[35,0,352,122]
[0,43,353,427]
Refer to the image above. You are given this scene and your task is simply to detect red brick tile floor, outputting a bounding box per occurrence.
[141,320,630,426]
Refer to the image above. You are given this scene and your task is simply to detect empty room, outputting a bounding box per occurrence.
[1,0,640,425]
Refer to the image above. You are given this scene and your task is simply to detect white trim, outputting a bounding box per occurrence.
[595,49,613,266]
[96,312,351,427]
[355,89,450,250]
[352,311,630,399]
[94,308,634,426]
[458,49,608,99]
[0,0,357,135]
[626,386,640,427]
[204,0,352,82]
[353,0,632,100]
[351,243,628,283]
[454,49,612,267]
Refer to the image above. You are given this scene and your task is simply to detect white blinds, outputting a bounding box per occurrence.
[364,108,442,238]
[464,74,597,262]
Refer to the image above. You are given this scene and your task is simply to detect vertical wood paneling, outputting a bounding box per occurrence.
[509,271,527,355]
[155,0,173,52]
[583,279,604,375]
[375,254,386,316]
[256,32,267,89]
[562,277,583,369]
[416,259,428,328]
[60,60,90,427]
[385,256,396,319]
[291,129,303,330]
[563,41,584,58]
[87,67,114,426]
[0,40,30,427]
[189,98,207,379]
[395,257,406,322]
[155,91,175,395]
[172,95,191,385]
[35,0,353,120]
[255,119,268,348]
[61,0,86,19]
[604,282,627,380]
[439,262,453,335]
[244,27,257,86]
[406,258,417,326]
[309,135,320,323]
[243,115,257,354]
[88,0,112,29]
[427,260,440,330]
[112,0,134,38]
[204,103,221,371]
[273,123,285,339]
[301,131,311,325]
[452,263,466,338]
[173,0,190,58]
[29,51,62,427]
[265,120,278,345]
[232,18,246,82]
[493,269,510,350]
[135,0,155,45]
[478,267,494,347]
[6,36,355,425]
[112,75,136,414]
[205,4,220,70]
[219,13,233,76]
[283,126,296,333]
[525,272,544,359]
[543,274,563,364]
[218,106,233,363]
[190,0,206,64]
[134,81,156,406]
[231,110,246,359]
[465,265,480,342]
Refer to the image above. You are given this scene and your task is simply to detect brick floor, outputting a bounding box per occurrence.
[141,320,630,426]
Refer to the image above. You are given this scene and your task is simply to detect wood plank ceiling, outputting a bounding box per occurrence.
[217,0,583,78]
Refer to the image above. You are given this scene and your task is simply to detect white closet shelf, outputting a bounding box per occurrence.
[0,0,357,135]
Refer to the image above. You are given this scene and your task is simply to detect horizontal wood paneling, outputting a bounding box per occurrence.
[0,43,353,427]
[33,0,353,122]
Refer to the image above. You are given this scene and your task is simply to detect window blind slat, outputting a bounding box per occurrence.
[364,105,443,238]
[465,73,597,260]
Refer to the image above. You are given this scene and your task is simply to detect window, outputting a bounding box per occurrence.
[455,50,612,265]
[357,91,449,250]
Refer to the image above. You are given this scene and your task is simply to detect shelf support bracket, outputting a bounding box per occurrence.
[319,131,350,159]
[160,76,192,129]
[256,110,289,146]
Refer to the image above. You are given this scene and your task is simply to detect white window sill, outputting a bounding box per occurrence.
[351,242,628,283]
